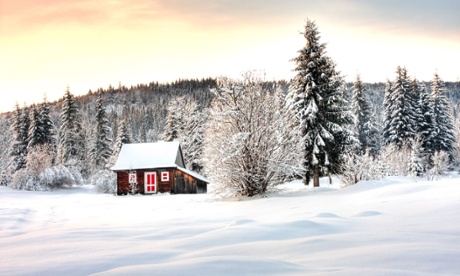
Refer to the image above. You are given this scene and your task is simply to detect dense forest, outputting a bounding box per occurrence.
[0,77,458,187]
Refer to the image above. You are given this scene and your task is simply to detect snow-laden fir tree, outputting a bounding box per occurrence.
[27,105,44,149]
[58,87,85,168]
[108,119,131,167]
[352,74,379,156]
[0,116,13,185]
[413,78,433,156]
[9,103,28,172]
[287,19,355,187]
[162,96,207,171]
[204,73,304,197]
[90,93,113,170]
[178,100,207,172]
[430,73,456,163]
[383,66,417,148]
[162,97,185,142]
[40,95,56,148]
[382,80,393,144]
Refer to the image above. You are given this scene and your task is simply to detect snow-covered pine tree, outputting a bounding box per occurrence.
[162,97,185,142]
[8,103,28,172]
[40,95,56,148]
[287,19,355,187]
[382,79,393,144]
[27,105,44,149]
[0,116,13,185]
[108,119,131,167]
[58,87,85,168]
[430,73,456,163]
[178,100,207,172]
[352,74,378,156]
[413,78,434,156]
[384,66,417,148]
[90,93,113,170]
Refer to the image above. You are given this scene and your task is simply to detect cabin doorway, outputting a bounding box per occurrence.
[144,172,157,194]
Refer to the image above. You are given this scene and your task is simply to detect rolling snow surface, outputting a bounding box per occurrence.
[1,175,460,275]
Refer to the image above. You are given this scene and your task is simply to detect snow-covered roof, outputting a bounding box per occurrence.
[111,141,185,171]
[176,167,210,183]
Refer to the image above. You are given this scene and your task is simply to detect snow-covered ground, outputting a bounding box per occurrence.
[1,175,460,275]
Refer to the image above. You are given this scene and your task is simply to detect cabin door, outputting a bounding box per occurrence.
[144,172,157,194]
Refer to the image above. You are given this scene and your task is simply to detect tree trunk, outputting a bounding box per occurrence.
[303,171,310,186]
[313,165,320,187]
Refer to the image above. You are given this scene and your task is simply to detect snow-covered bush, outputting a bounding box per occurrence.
[426,151,449,181]
[90,169,117,194]
[379,143,412,176]
[0,170,10,186]
[40,165,83,189]
[204,73,304,197]
[339,150,383,187]
[26,145,54,176]
[406,136,426,177]
[9,165,83,191]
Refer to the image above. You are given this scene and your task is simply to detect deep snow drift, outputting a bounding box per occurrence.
[1,175,460,275]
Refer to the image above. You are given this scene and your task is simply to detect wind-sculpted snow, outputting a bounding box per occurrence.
[1,176,460,275]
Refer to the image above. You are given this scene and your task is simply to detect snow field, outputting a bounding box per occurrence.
[1,175,460,275]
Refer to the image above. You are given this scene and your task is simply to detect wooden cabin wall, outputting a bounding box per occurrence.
[117,171,128,195]
[116,168,207,195]
[197,181,207,194]
[173,170,208,194]
[117,171,143,195]
[117,169,175,195]
[174,171,196,194]
[157,169,174,193]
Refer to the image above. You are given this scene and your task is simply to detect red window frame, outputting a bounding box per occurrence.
[161,171,169,182]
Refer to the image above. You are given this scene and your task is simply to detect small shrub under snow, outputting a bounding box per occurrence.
[90,170,117,194]
[9,165,83,191]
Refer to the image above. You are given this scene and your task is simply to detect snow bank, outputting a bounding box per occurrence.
[1,175,460,275]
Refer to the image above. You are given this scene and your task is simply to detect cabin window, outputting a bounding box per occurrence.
[161,171,169,182]
[128,172,137,184]
[144,172,157,193]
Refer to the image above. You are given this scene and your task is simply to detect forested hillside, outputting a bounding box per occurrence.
[0,76,458,188]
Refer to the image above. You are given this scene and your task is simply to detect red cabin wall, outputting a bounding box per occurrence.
[116,168,207,195]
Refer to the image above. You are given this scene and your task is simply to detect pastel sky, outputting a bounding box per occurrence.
[1,0,459,112]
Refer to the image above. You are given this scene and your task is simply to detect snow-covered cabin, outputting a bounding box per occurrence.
[111,142,209,195]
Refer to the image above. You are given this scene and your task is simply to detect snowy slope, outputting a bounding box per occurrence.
[1,175,460,275]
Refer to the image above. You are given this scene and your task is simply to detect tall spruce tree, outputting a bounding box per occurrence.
[9,103,28,172]
[352,74,378,155]
[90,93,113,170]
[109,119,131,167]
[40,95,56,147]
[430,73,456,162]
[179,101,207,172]
[162,97,184,142]
[59,87,85,167]
[382,80,393,144]
[413,79,434,155]
[287,19,355,187]
[27,105,44,149]
[384,66,417,148]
